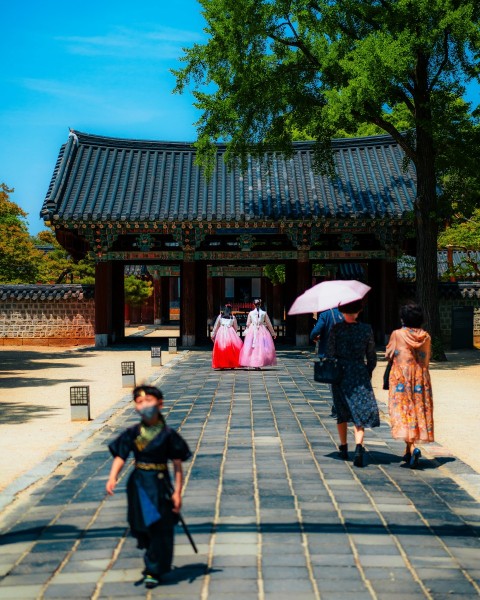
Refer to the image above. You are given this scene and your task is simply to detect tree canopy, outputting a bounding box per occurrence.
[0,184,43,283]
[174,0,480,352]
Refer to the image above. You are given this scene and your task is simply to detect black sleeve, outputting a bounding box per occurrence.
[167,429,192,462]
[108,429,134,461]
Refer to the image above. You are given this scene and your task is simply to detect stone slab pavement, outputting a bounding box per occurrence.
[1,349,480,599]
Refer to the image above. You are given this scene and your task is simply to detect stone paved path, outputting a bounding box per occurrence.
[1,350,480,599]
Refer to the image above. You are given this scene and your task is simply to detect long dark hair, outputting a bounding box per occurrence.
[223,304,232,318]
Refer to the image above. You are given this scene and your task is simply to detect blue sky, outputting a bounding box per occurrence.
[1,0,205,234]
[1,1,479,236]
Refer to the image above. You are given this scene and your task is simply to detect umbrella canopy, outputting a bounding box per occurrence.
[288,280,371,315]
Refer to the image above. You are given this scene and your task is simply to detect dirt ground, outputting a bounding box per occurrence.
[0,344,180,492]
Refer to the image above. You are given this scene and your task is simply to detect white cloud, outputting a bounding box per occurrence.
[57,25,203,60]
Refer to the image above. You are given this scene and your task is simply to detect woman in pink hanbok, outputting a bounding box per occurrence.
[239,299,277,368]
[211,304,243,369]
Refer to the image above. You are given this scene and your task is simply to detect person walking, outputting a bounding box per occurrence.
[327,300,379,467]
[385,302,434,468]
[239,298,277,368]
[210,303,243,369]
[106,385,191,588]
[310,307,344,356]
[311,307,345,417]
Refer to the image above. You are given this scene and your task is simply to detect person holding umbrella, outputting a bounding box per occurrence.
[327,300,379,467]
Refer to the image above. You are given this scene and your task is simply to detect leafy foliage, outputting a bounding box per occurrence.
[263,264,285,284]
[0,184,43,283]
[174,0,480,354]
[124,275,153,307]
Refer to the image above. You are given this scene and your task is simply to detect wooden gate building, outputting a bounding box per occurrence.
[40,130,416,347]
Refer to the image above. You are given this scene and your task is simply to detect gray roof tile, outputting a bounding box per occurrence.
[41,131,416,224]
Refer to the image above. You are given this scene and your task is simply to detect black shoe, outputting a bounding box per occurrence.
[338,444,348,460]
[402,452,411,463]
[353,444,364,468]
[409,448,421,469]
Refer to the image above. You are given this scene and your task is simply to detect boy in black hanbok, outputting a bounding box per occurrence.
[106,385,191,588]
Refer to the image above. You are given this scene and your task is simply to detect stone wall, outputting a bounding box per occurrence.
[399,282,480,349]
[0,285,95,346]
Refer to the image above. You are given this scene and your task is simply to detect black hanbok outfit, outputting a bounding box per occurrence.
[108,416,191,578]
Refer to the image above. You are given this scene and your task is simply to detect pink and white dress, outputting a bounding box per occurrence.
[239,308,277,368]
[211,315,243,369]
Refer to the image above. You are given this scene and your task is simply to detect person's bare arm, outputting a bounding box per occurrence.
[171,459,183,513]
[106,456,125,495]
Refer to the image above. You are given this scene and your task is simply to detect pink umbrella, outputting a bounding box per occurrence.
[288,280,371,315]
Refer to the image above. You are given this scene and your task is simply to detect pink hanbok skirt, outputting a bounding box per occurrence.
[239,325,277,368]
[212,327,243,369]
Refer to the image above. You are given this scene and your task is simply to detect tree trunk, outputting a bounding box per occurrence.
[414,125,446,360]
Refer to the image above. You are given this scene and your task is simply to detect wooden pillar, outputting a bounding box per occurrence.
[272,283,284,325]
[111,262,124,342]
[296,250,311,346]
[207,268,214,322]
[284,260,297,342]
[195,261,208,344]
[95,261,113,347]
[181,253,196,346]
[159,277,170,323]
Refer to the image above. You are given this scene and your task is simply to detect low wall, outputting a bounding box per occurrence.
[0,285,95,346]
[399,282,480,349]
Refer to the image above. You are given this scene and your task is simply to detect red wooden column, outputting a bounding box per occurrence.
[160,277,170,323]
[296,250,311,346]
[181,252,196,346]
[95,261,113,347]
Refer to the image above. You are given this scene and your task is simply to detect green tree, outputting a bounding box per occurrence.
[124,275,153,308]
[33,229,96,284]
[0,184,43,283]
[174,0,480,356]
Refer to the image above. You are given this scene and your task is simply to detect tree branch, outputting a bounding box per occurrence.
[428,30,450,92]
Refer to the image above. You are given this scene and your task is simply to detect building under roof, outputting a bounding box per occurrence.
[40,130,416,347]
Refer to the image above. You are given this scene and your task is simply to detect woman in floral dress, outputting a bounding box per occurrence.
[385,303,434,468]
[327,299,379,467]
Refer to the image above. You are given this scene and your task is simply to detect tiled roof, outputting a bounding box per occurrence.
[399,282,480,299]
[40,130,416,224]
[398,251,480,281]
[0,285,95,301]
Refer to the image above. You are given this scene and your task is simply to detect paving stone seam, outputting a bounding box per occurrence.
[280,358,447,599]
[376,403,480,505]
[262,370,321,600]
[273,364,378,600]
[200,378,236,600]
[378,464,480,596]
[0,352,196,593]
[86,355,218,598]
[0,449,112,585]
[283,358,479,598]
[0,352,190,530]
[250,374,265,600]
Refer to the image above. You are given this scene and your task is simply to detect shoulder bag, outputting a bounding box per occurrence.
[314,356,343,384]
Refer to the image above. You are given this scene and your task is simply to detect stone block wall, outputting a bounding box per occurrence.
[0,285,95,347]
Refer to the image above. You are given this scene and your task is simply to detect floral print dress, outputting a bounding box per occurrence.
[385,327,434,443]
[327,321,379,428]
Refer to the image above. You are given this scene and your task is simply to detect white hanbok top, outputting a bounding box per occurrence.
[245,308,276,346]
[211,315,238,339]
